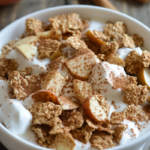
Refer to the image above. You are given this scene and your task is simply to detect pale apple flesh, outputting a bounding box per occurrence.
[82,95,107,123]
[136,67,150,90]
[57,95,80,110]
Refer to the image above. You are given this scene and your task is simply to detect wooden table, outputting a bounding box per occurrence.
[0,0,150,149]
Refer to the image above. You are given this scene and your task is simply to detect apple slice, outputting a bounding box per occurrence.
[42,70,66,96]
[73,79,93,104]
[32,90,58,104]
[86,30,105,47]
[14,36,38,46]
[57,95,80,110]
[65,53,97,80]
[49,51,64,61]
[136,67,150,90]
[36,30,62,40]
[15,44,38,60]
[82,95,107,123]
[55,130,75,150]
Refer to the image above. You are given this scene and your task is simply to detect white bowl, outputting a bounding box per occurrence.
[0,5,150,150]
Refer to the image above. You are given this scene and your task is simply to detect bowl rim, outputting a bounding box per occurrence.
[0,4,150,150]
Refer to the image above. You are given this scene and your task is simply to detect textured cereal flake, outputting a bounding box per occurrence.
[124,105,148,122]
[130,34,143,47]
[110,112,125,124]
[125,50,142,74]
[66,36,87,50]
[38,39,61,59]
[90,131,115,149]
[60,110,84,130]
[26,18,43,36]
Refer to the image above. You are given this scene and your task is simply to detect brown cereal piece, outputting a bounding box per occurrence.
[130,34,144,47]
[25,75,38,84]
[66,36,87,50]
[72,30,82,38]
[141,50,150,67]
[124,105,148,121]
[61,110,84,130]
[93,30,110,41]
[19,67,32,77]
[121,34,135,48]
[125,50,142,74]
[123,83,149,105]
[9,70,41,99]
[126,75,137,85]
[71,48,93,59]
[38,39,61,59]
[48,56,66,71]
[67,13,83,30]
[97,54,105,61]
[30,102,63,134]
[113,124,127,144]
[110,112,125,124]
[86,119,114,134]
[90,131,115,149]
[30,102,62,123]
[81,19,89,30]
[55,129,76,150]
[32,125,56,148]
[9,71,28,100]
[49,14,67,31]
[123,84,138,105]
[0,59,18,77]
[0,40,17,59]
[137,85,149,105]
[105,54,125,67]
[85,40,100,54]
[25,18,43,36]
[103,22,127,40]
[71,126,94,144]
[100,41,119,55]
[49,13,83,34]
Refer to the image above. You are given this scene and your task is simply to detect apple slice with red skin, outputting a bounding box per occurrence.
[32,90,58,104]
[82,95,107,123]
[32,90,79,110]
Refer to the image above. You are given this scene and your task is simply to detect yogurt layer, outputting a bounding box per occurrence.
[89,61,127,98]
[6,49,50,76]
[0,99,32,135]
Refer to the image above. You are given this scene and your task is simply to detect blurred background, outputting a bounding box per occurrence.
[0,0,150,149]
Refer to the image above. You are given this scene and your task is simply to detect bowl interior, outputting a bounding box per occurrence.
[0,5,150,150]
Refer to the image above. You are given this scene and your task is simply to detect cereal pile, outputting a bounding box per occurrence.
[1,13,150,150]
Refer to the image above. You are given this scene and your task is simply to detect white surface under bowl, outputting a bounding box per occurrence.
[0,5,150,150]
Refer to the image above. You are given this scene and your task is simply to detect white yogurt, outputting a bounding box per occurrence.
[89,61,127,97]
[116,47,143,61]
[6,49,50,76]
[0,99,32,135]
